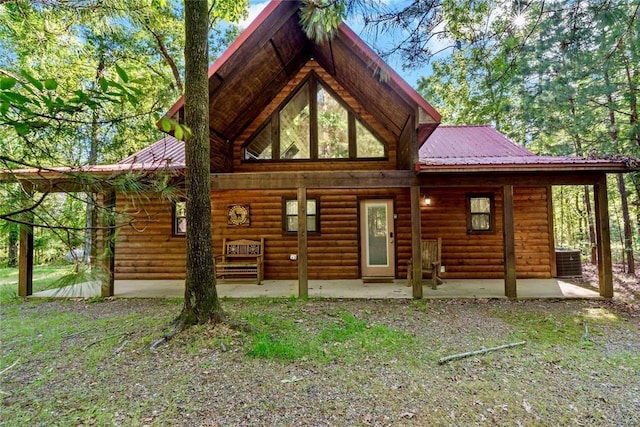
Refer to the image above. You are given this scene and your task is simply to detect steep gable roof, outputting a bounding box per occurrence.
[162,0,441,145]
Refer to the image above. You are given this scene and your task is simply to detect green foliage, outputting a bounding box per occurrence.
[300,0,347,43]
[416,0,640,258]
[0,264,74,303]
[245,309,414,363]
[0,0,247,270]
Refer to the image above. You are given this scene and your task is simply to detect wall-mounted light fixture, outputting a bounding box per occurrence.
[423,193,431,206]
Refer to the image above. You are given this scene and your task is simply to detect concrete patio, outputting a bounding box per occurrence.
[32,278,601,299]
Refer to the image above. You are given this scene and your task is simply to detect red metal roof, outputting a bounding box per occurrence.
[418,125,631,172]
[420,125,534,158]
[1,136,185,182]
[119,136,185,166]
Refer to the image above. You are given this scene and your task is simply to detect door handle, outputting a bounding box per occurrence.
[389,231,394,243]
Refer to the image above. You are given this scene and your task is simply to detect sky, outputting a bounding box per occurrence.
[239,1,455,88]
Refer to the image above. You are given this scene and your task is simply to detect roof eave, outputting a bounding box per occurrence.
[337,24,441,124]
[415,162,636,174]
[157,0,284,129]
[0,163,186,183]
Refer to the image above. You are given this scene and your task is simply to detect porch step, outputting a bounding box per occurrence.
[362,276,395,283]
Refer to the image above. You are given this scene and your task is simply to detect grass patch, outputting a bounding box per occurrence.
[489,307,595,347]
[245,308,415,363]
[0,264,76,303]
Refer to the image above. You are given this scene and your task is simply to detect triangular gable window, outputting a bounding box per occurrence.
[244,73,386,161]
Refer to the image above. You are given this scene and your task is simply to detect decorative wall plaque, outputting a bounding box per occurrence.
[227,204,250,226]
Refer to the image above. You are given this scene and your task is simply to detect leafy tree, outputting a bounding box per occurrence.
[0,0,241,271]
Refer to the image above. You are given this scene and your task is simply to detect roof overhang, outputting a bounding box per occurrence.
[416,159,637,175]
[0,163,185,193]
[160,0,440,143]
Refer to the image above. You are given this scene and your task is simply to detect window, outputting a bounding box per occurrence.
[173,201,187,236]
[283,198,318,234]
[279,82,311,159]
[467,194,494,233]
[317,84,349,159]
[244,73,386,161]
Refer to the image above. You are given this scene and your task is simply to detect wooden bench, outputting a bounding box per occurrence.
[407,238,443,290]
[214,238,264,285]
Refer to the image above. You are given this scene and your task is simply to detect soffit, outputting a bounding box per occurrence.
[162,0,441,144]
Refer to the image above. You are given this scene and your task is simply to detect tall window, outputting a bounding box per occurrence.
[317,84,349,159]
[467,194,494,233]
[173,201,187,236]
[244,73,386,161]
[283,198,318,234]
[280,82,311,159]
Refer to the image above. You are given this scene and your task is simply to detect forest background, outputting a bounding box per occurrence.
[0,0,638,275]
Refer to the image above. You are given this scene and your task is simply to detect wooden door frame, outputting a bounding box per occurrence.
[357,196,397,278]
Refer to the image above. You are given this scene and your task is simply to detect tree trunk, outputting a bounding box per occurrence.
[7,226,18,268]
[605,70,635,273]
[84,51,105,266]
[617,173,635,274]
[583,186,597,264]
[181,0,224,325]
[569,98,597,263]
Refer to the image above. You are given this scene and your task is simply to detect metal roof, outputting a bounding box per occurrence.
[420,125,534,158]
[417,125,631,173]
[119,136,185,166]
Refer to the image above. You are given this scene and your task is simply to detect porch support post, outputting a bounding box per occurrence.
[18,210,34,297]
[410,185,423,298]
[101,191,116,297]
[594,178,613,298]
[297,186,308,298]
[546,185,557,277]
[502,185,517,298]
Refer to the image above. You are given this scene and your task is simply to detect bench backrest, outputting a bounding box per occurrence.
[223,238,264,259]
[421,238,442,269]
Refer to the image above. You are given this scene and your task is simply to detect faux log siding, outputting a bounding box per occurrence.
[114,193,186,280]
[233,60,399,173]
[421,187,552,279]
[212,188,412,280]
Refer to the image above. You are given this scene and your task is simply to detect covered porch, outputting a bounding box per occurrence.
[31,277,600,299]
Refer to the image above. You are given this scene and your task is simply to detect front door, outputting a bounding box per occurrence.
[360,199,395,277]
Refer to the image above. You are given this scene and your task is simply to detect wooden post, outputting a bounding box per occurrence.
[410,186,423,298]
[18,211,34,297]
[546,185,557,277]
[297,187,308,298]
[502,185,517,298]
[101,191,116,297]
[594,178,613,298]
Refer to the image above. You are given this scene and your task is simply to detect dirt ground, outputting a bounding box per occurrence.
[1,264,639,426]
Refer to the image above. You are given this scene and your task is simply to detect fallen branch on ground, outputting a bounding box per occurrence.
[438,341,526,365]
[83,333,130,350]
[0,358,20,376]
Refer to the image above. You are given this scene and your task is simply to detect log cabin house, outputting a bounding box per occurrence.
[7,0,634,298]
